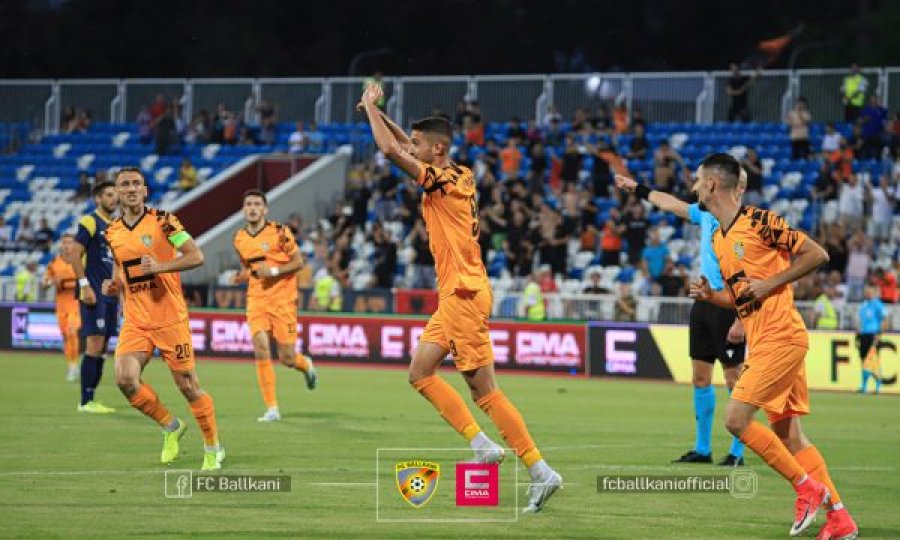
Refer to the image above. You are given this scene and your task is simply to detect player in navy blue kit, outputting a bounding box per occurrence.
[67,180,119,413]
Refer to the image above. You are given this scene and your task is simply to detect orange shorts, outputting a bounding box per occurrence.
[247,300,297,344]
[115,319,195,373]
[732,343,810,418]
[56,303,81,335]
[420,289,494,372]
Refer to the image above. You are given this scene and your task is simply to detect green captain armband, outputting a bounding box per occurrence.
[168,230,191,248]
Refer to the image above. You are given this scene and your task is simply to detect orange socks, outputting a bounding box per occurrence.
[739,420,807,484]
[293,353,310,373]
[189,393,219,447]
[412,375,481,441]
[255,359,278,408]
[64,333,79,367]
[476,389,541,466]
[795,445,842,505]
[127,384,173,428]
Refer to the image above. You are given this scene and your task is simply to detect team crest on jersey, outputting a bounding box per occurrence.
[141,234,152,247]
[395,461,440,508]
[260,242,269,252]
[733,241,745,260]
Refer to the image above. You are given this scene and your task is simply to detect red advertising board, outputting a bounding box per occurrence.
[187,311,586,373]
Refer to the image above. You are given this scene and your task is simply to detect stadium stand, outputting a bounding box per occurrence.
[1,88,898,315]
[0,119,354,278]
[308,117,900,308]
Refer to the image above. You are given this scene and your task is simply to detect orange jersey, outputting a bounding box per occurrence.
[105,207,190,330]
[713,206,808,352]
[233,221,299,306]
[500,146,522,175]
[46,256,79,309]
[416,162,489,297]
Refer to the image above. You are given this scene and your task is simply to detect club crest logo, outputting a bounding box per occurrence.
[141,234,152,247]
[733,241,745,260]
[260,242,269,251]
[395,460,440,508]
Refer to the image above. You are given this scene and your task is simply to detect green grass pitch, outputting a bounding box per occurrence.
[0,352,897,539]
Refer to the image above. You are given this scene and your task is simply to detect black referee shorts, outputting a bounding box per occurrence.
[857,333,876,363]
[689,300,745,366]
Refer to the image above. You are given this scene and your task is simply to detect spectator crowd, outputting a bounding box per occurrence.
[297,70,900,318]
[55,70,900,320]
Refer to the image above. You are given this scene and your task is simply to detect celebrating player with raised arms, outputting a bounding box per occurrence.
[360,83,561,513]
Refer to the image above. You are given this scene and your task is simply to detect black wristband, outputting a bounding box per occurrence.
[635,184,651,201]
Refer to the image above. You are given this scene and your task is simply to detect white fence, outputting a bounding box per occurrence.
[0,279,891,331]
[1,67,896,132]
[491,292,896,331]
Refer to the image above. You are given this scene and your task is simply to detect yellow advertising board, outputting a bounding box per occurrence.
[650,326,899,394]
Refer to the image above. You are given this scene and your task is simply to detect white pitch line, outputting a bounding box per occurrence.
[3,449,893,478]
[570,464,897,472]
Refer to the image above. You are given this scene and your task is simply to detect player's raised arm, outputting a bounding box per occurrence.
[378,110,411,147]
[615,174,690,220]
[355,86,411,147]
[361,84,422,179]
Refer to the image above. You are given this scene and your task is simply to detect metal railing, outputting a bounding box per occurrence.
[0,67,896,136]
[0,280,891,331]
[491,292,896,331]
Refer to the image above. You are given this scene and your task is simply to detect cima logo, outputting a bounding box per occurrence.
[455,463,499,506]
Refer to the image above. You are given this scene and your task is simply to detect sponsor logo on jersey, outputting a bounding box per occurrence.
[129,281,159,294]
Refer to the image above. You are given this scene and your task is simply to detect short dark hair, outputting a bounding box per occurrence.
[410,116,453,143]
[113,166,145,185]
[243,189,267,204]
[61,232,75,239]
[700,152,741,189]
[92,180,115,197]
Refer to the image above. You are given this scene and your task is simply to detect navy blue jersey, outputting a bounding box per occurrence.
[74,211,116,302]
